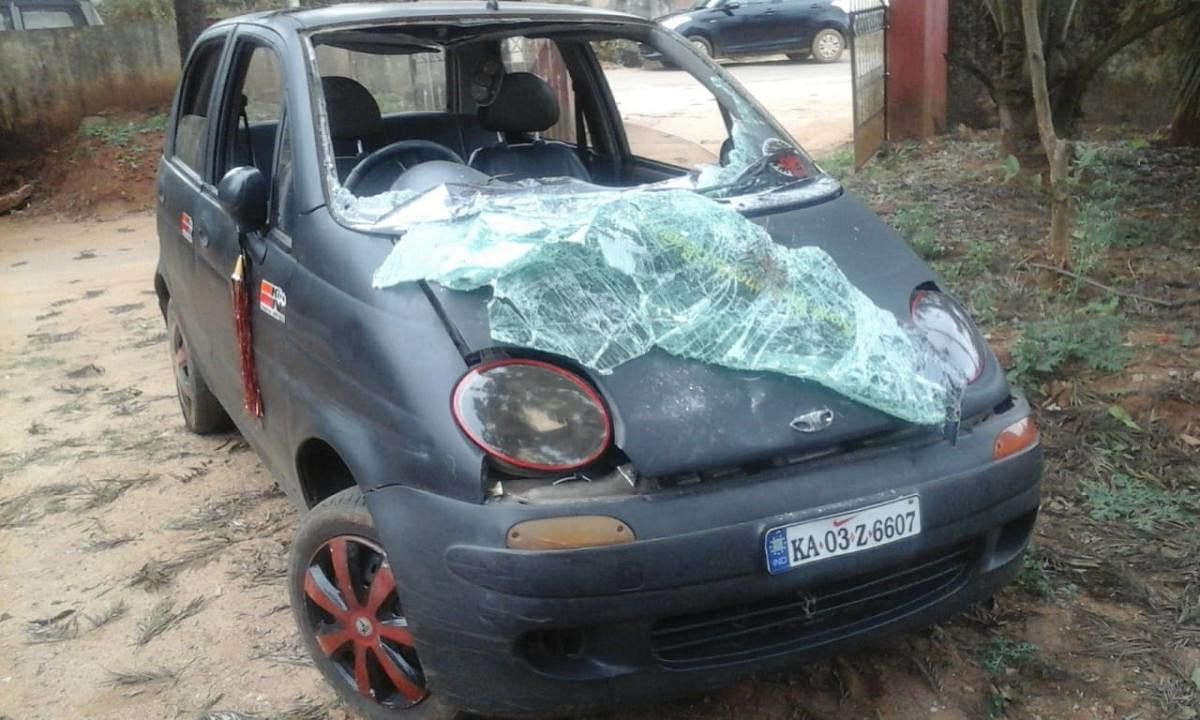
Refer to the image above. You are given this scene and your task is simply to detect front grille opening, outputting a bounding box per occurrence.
[521,627,587,668]
[649,544,975,670]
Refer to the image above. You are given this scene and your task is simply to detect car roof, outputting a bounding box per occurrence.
[228,1,644,32]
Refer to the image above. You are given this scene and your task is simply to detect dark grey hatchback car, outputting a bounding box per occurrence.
[155,3,1042,719]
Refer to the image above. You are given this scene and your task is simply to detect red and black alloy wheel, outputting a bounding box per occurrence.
[301,535,428,708]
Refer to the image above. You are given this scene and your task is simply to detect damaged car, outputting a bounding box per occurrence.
[154,2,1042,718]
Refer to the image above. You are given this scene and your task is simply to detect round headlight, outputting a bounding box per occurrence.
[910,289,986,384]
[452,359,611,473]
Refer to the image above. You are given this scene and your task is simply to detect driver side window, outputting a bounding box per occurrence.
[216,43,285,184]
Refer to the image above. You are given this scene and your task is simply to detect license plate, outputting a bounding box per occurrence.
[764,495,921,575]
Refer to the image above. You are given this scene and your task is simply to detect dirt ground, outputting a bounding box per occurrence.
[2,118,1200,719]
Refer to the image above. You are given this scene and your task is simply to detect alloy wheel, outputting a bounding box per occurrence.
[814,30,843,62]
[301,535,428,709]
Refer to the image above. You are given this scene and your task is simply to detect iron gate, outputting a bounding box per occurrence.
[848,0,887,168]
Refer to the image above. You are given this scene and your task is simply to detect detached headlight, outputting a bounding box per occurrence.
[452,359,611,473]
[910,289,986,384]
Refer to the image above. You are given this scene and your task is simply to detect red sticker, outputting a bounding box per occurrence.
[180,212,193,242]
[259,280,286,323]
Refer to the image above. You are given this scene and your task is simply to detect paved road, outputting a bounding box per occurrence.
[606,55,853,165]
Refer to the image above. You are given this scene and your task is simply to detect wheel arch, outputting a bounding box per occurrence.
[684,30,717,56]
[154,272,170,322]
[295,437,358,508]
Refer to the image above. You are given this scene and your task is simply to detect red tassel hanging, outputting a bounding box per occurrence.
[231,253,263,418]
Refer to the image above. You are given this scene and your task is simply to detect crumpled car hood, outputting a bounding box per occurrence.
[411,190,945,477]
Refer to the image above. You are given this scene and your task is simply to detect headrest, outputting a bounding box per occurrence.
[320,76,381,139]
[479,72,560,134]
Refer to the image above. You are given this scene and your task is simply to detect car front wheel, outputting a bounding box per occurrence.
[289,487,461,720]
[687,35,714,58]
[811,28,845,63]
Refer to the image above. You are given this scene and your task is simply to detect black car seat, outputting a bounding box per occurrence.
[468,72,590,182]
[321,76,383,180]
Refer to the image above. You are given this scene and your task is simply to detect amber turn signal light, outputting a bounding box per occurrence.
[506,516,634,551]
[993,416,1039,460]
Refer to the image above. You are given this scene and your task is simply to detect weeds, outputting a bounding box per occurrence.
[980,637,1039,676]
[1014,546,1055,599]
[135,596,207,645]
[816,144,855,179]
[1010,299,1131,382]
[892,203,946,260]
[80,115,167,147]
[1082,473,1195,532]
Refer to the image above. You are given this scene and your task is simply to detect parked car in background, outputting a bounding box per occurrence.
[647,0,849,64]
[0,0,101,30]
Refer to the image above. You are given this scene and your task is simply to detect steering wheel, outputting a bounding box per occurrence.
[344,140,464,196]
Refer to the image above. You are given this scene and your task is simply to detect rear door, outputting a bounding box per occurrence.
[767,0,821,51]
[158,33,230,366]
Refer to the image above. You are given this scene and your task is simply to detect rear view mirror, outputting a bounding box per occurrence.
[217,166,268,232]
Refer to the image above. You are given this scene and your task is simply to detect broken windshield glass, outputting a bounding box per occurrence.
[372,179,966,425]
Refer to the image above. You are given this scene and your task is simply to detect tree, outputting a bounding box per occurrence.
[1022,0,1073,267]
[173,0,207,65]
[1170,10,1200,144]
[951,0,1200,162]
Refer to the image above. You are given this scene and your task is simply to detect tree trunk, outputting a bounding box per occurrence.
[1170,104,1200,145]
[993,0,1044,166]
[173,0,206,66]
[1023,0,1073,268]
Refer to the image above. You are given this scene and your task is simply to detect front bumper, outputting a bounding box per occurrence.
[365,397,1042,718]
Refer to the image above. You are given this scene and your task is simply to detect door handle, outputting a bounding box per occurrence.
[764,8,777,13]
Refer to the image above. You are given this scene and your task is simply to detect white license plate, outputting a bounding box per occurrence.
[764,495,921,575]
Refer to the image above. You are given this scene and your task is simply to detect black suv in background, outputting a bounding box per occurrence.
[648,0,848,63]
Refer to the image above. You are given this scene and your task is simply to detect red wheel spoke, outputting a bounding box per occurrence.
[378,620,414,647]
[328,537,359,609]
[353,643,372,698]
[365,566,397,613]
[305,566,349,618]
[373,644,426,702]
[315,626,353,656]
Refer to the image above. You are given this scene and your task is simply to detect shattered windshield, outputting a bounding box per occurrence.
[306,23,967,425]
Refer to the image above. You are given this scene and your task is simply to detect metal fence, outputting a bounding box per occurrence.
[849,0,887,167]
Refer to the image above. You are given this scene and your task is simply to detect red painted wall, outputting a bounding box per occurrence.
[886,0,949,140]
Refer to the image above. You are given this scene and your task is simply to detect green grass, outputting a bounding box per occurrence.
[80,115,167,147]
[1014,545,1055,599]
[1010,299,1131,382]
[1081,473,1196,532]
[981,637,1040,675]
[815,144,855,179]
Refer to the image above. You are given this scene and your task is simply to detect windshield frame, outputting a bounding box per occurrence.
[302,17,832,230]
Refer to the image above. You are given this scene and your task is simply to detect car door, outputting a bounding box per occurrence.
[158,33,230,375]
[191,26,295,474]
[715,0,775,54]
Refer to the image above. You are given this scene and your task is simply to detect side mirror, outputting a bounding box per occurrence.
[724,1,741,9]
[217,166,268,232]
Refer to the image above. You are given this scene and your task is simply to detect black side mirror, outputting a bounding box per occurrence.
[217,166,268,232]
[724,1,741,9]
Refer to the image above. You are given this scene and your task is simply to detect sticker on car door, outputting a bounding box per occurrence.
[259,280,286,323]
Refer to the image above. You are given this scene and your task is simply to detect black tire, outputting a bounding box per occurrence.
[288,487,462,720]
[811,28,845,63]
[166,299,231,434]
[686,34,714,59]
